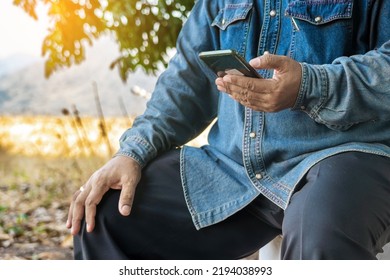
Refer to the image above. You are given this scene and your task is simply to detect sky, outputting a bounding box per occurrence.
[0,1,49,59]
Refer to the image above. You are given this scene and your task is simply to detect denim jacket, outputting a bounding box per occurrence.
[117,0,390,229]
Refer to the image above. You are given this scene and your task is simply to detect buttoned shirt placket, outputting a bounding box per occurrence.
[243,0,288,206]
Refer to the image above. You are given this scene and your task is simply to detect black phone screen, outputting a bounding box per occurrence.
[199,50,261,78]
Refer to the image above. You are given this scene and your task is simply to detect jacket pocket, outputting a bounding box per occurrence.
[285,0,354,63]
[212,2,253,30]
[285,0,353,25]
[211,2,253,54]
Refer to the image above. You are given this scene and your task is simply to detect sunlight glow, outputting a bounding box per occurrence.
[0,2,49,58]
[0,116,209,158]
[0,116,127,157]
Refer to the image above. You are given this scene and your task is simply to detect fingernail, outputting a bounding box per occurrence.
[121,205,131,215]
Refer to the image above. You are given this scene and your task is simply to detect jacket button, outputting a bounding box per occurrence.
[269,10,276,17]
[255,173,262,180]
[249,132,256,138]
[314,16,322,23]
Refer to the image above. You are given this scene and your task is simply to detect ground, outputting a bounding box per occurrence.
[0,200,73,260]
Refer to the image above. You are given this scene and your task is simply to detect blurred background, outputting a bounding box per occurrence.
[0,0,195,259]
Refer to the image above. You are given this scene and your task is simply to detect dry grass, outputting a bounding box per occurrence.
[0,154,104,208]
[0,115,209,259]
[0,115,133,158]
[0,115,133,207]
[0,115,132,259]
[0,114,208,205]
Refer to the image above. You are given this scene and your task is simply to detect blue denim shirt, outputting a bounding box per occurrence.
[117,0,390,229]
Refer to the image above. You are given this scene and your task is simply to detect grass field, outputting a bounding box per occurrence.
[0,115,208,259]
[0,114,132,206]
[0,153,104,259]
[0,115,132,259]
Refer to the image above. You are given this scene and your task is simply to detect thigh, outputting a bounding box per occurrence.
[75,149,280,259]
[283,152,390,259]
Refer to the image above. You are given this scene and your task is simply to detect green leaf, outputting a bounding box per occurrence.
[14,0,195,81]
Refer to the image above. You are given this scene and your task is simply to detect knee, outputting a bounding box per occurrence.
[94,189,129,226]
[282,207,376,259]
[282,208,335,258]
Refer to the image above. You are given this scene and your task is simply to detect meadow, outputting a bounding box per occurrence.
[0,115,133,259]
[0,115,207,259]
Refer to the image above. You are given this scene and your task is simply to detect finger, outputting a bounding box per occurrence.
[84,196,97,233]
[221,78,279,111]
[218,79,257,105]
[223,80,253,99]
[249,53,286,71]
[71,186,90,235]
[223,75,276,93]
[66,186,84,229]
[66,194,76,228]
[215,77,224,87]
[84,179,109,233]
[216,84,228,93]
[216,78,228,93]
[118,174,140,216]
[222,76,275,103]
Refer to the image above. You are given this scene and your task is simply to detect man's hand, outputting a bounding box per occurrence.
[66,155,141,235]
[215,53,302,112]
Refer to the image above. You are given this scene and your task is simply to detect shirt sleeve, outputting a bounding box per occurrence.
[115,0,220,167]
[292,1,390,131]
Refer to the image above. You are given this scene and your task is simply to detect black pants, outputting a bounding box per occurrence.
[74,150,390,259]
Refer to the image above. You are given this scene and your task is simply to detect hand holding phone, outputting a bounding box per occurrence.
[199,49,262,78]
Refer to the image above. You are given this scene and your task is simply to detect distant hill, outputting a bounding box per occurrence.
[0,38,160,117]
[0,54,40,77]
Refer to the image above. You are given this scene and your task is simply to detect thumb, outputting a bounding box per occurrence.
[250,52,285,70]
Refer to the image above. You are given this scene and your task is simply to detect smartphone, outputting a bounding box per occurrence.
[199,49,261,78]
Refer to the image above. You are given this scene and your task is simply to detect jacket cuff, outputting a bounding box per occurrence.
[115,135,157,168]
[292,62,329,121]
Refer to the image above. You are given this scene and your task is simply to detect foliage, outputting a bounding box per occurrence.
[13,0,195,81]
